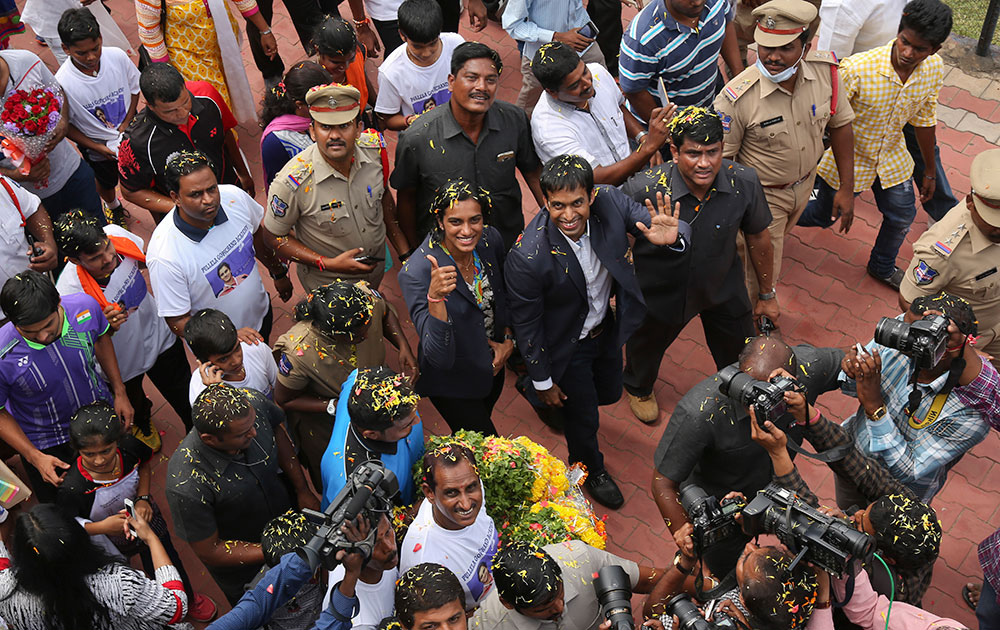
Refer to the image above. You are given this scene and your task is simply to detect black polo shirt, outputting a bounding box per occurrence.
[390,100,541,249]
[622,160,771,325]
[165,388,291,600]
[118,81,239,195]
[653,344,843,502]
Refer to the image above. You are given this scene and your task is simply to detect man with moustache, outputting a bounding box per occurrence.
[263,84,408,291]
[391,42,545,251]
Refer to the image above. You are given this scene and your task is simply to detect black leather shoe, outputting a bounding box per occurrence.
[585,469,624,509]
[867,265,904,291]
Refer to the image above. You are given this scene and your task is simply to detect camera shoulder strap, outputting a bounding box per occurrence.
[783,439,855,464]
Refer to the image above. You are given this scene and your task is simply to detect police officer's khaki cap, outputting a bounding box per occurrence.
[971,149,1000,227]
[752,0,818,48]
[305,83,361,125]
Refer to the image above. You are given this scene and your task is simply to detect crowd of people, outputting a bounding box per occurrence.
[0,0,997,627]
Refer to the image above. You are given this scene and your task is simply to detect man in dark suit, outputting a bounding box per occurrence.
[505,154,690,509]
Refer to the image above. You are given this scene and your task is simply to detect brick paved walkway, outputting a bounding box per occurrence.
[9,1,999,625]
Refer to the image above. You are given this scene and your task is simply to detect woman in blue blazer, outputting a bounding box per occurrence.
[398,180,513,435]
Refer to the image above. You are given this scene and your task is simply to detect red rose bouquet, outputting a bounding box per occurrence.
[1,85,62,185]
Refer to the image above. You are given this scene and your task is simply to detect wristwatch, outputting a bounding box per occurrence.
[866,405,887,421]
[135,494,153,505]
[758,289,777,301]
[635,130,649,145]
[672,550,695,576]
[326,398,338,416]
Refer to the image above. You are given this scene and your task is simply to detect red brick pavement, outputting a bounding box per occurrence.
[7,1,999,626]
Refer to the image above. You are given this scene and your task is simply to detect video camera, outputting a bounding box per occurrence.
[665,594,739,630]
[298,461,399,572]
[679,485,745,556]
[874,314,949,369]
[593,566,633,630]
[718,366,805,430]
[741,483,874,576]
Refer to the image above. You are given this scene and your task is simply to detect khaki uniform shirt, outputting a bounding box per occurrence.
[714,51,855,189]
[470,540,640,630]
[900,203,1000,361]
[271,290,389,398]
[264,141,388,292]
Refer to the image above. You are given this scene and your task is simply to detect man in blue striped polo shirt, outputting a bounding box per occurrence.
[620,0,743,123]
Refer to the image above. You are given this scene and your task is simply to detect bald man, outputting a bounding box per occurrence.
[651,337,844,575]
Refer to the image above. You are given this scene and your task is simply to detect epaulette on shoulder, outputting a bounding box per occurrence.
[721,68,761,103]
[806,50,840,65]
[357,128,386,150]
[928,220,969,258]
[281,158,314,190]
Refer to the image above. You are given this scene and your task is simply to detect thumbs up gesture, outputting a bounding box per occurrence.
[427,255,458,302]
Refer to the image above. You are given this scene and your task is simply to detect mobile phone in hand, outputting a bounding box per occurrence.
[354,255,384,265]
[124,498,137,537]
[580,21,599,39]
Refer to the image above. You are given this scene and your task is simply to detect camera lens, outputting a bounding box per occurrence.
[718,366,755,407]
[874,317,909,351]
[593,566,634,630]
[666,594,712,630]
[679,485,710,517]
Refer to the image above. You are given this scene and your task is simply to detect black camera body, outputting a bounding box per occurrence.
[874,314,949,369]
[593,565,633,630]
[741,483,874,576]
[718,366,804,430]
[665,594,739,630]
[679,485,746,556]
[298,461,399,571]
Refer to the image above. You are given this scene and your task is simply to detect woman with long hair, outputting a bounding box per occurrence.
[398,179,512,435]
[259,60,332,186]
[0,503,187,629]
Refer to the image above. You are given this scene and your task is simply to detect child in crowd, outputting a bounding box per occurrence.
[311,16,376,116]
[54,8,140,224]
[374,0,464,131]
[56,402,218,623]
[185,308,278,404]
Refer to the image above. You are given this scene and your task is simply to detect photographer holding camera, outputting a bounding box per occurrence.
[643,523,823,630]
[749,387,941,605]
[652,336,843,576]
[836,292,991,507]
[473,540,664,630]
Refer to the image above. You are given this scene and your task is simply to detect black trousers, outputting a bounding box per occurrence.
[260,302,275,344]
[586,0,623,77]
[125,337,193,434]
[429,371,504,436]
[623,301,754,397]
[23,442,76,504]
[373,19,404,55]
[247,0,325,80]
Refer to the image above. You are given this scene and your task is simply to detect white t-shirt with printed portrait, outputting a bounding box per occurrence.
[146,184,270,332]
[55,225,175,382]
[375,33,465,118]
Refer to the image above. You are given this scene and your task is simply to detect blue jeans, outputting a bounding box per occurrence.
[798,175,916,277]
[904,123,959,221]
[39,159,105,226]
[980,579,1000,630]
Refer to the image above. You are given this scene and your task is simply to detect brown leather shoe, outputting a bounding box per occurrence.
[626,391,659,424]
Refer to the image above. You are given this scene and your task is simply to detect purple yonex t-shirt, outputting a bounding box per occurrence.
[0,293,111,449]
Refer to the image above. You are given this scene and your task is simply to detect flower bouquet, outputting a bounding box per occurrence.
[1,85,62,186]
[413,431,607,549]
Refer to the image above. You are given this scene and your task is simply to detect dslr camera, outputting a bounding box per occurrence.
[593,566,633,630]
[298,461,399,571]
[679,485,745,556]
[741,483,874,576]
[718,366,805,430]
[665,594,739,630]
[874,314,949,369]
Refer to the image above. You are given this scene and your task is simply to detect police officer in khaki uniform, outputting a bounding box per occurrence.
[715,0,855,302]
[733,0,821,67]
[272,280,417,487]
[262,84,409,292]
[900,150,1000,369]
